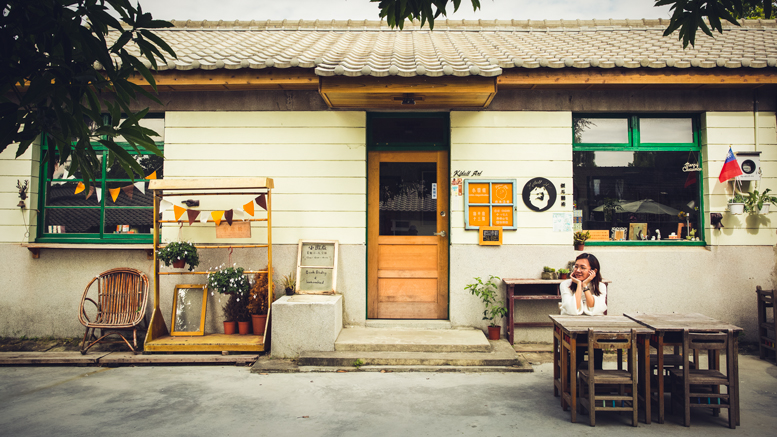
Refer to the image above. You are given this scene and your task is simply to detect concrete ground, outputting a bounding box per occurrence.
[1,354,776,436]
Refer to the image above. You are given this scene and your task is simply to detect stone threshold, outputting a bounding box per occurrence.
[0,351,258,366]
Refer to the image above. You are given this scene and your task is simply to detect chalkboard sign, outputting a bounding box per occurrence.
[479,226,503,246]
[295,240,339,295]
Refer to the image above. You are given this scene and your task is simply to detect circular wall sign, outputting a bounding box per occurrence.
[522,177,557,212]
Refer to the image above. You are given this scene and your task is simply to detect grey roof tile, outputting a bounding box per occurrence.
[109,19,777,77]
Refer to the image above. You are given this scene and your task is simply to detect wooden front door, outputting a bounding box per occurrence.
[367,151,449,319]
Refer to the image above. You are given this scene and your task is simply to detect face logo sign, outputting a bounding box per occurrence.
[522,177,557,212]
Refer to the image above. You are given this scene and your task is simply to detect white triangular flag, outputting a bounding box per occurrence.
[95,188,102,202]
[233,209,245,221]
[200,212,209,224]
[159,199,173,212]
[134,181,146,195]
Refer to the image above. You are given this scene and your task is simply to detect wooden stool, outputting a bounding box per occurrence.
[757,286,777,365]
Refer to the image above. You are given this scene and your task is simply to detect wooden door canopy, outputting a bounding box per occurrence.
[320,76,497,109]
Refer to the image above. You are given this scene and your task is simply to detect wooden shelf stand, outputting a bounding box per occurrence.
[757,286,777,365]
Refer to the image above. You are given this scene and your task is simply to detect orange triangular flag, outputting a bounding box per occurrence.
[256,194,267,210]
[145,171,157,180]
[186,209,200,226]
[121,184,134,200]
[86,186,95,200]
[74,182,85,195]
[211,210,224,226]
[174,205,186,221]
[225,209,234,226]
[109,187,121,203]
[243,200,255,217]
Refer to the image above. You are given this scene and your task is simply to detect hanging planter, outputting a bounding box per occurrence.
[727,202,745,215]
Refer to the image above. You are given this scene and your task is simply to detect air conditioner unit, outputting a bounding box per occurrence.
[735,151,761,181]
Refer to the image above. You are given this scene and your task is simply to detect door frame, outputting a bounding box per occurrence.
[367,150,450,319]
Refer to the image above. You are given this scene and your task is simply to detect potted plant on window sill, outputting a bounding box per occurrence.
[573,231,590,251]
[465,275,508,341]
[745,189,777,215]
[727,193,747,215]
[247,269,270,335]
[208,266,250,334]
[157,241,199,271]
[281,272,296,296]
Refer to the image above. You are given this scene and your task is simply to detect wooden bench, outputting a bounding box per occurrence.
[757,286,777,365]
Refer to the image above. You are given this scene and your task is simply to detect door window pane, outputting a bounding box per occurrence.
[640,118,693,143]
[573,118,628,144]
[379,162,437,236]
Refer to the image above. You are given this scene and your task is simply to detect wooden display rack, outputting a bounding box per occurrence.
[144,178,273,353]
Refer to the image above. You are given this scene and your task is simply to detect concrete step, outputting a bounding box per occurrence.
[335,326,490,353]
[300,340,520,367]
[365,320,452,330]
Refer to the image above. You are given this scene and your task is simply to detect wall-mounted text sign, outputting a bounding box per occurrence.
[463,179,517,230]
[479,226,503,246]
[295,240,339,295]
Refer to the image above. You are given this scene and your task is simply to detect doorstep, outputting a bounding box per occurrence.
[0,351,258,366]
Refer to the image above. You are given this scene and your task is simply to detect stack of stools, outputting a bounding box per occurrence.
[757,286,777,365]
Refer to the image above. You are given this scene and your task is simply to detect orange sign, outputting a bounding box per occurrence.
[492,206,513,227]
[468,183,490,204]
[491,183,512,204]
[469,206,490,227]
[587,230,610,241]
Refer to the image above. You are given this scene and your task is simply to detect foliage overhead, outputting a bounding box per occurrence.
[1,0,175,187]
[372,0,481,29]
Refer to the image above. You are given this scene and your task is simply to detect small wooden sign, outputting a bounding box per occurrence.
[215,221,251,238]
[479,226,503,246]
[295,240,339,295]
[587,230,610,241]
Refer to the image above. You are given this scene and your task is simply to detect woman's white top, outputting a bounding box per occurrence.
[558,279,607,316]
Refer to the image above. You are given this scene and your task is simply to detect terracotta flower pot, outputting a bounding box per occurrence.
[238,321,250,335]
[173,259,186,269]
[559,273,569,279]
[487,326,501,340]
[574,243,585,251]
[223,321,236,335]
[251,314,267,335]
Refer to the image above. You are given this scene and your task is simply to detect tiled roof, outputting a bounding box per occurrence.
[110,19,777,77]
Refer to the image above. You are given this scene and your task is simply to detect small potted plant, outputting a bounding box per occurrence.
[728,192,747,215]
[745,188,777,215]
[541,266,556,280]
[558,268,570,280]
[157,241,199,271]
[573,231,590,251]
[280,272,296,296]
[221,294,250,335]
[247,270,270,335]
[208,266,250,334]
[465,275,508,341]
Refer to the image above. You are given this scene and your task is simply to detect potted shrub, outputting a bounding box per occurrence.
[573,231,590,251]
[541,266,556,280]
[221,294,251,335]
[465,275,508,341]
[208,266,250,334]
[157,241,199,271]
[558,268,570,279]
[247,270,270,335]
[745,189,777,215]
[728,192,747,215]
[280,272,296,296]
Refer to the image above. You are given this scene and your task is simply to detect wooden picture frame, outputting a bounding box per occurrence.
[479,226,503,246]
[170,284,208,336]
[295,240,339,295]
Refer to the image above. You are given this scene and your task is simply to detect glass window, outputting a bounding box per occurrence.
[573,115,702,244]
[573,118,629,144]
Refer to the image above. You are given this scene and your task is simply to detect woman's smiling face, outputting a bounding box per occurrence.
[572,258,591,280]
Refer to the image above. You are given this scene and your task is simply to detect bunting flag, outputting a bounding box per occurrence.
[109,187,121,203]
[256,194,267,211]
[134,181,146,195]
[186,209,200,226]
[174,205,186,221]
[122,184,134,200]
[95,188,102,202]
[243,200,255,217]
[74,182,85,195]
[86,186,95,200]
[211,210,225,226]
[145,171,157,180]
[200,212,209,224]
[159,199,174,212]
[225,209,234,226]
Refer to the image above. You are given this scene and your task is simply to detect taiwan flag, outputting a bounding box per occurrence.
[718,147,743,183]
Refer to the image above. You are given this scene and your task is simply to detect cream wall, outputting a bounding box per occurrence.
[0,139,39,244]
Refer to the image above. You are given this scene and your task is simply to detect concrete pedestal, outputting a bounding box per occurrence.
[271,294,343,358]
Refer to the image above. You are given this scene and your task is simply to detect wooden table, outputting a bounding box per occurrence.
[624,313,743,425]
[549,315,654,423]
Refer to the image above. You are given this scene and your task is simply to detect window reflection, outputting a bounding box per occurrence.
[640,118,693,143]
[573,118,629,144]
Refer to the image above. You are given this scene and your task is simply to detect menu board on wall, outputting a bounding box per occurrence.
[295,240,339,295]
[463,179,517,231]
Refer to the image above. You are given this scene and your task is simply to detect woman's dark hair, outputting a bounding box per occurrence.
[570,252,603,296]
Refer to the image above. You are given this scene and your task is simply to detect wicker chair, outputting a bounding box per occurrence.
[78,268,149,355]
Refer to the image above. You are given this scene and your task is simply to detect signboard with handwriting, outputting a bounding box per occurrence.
[295,240,339,295]
[463,179,517,230]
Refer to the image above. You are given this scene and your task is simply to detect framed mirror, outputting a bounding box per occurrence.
[171,284,208,336]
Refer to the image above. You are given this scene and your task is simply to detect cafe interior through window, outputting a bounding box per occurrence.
[572,116,702,243]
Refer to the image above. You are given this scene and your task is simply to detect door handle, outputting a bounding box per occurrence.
[434,231,447,237]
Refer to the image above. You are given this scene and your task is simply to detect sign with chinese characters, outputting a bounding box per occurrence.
[479,226,503,246]
[463,179,517,231]
[521,177,557,212]
[468,183,490,204]
[295,240,339,295]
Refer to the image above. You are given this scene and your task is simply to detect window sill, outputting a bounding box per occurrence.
[22,243,154,259]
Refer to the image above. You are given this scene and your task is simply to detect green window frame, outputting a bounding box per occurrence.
[367,112,450,151]
[572,114,705,246]
[36,126,163,244]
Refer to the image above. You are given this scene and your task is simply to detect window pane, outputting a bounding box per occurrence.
[640,118,693,143]
[106,154,164,180]
[372,117,447,145]
[104,208,153,234]
[573,151,701,241]
[118,117,165,142]
[46,181,100,207]
[44,208,100,234]
[47,154,102,181]
[104,181,154,207]
[379,162,437,236]
[573,118,628,144]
